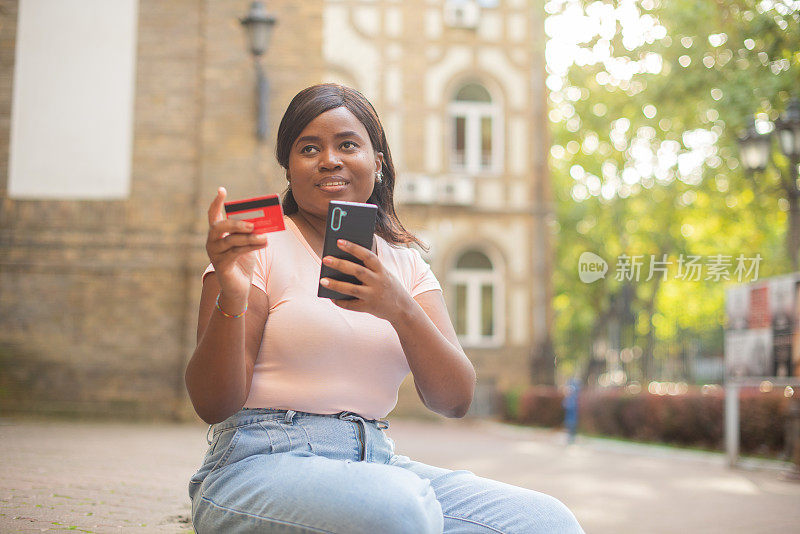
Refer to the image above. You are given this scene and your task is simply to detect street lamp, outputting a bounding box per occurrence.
[738,97,800,271]
[738,99,800,477]
[240,1,277,141]
[738,118,771,173]
[775,99,800,166]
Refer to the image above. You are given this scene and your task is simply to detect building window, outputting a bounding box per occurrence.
[448,82,502,174]
[450,249,503,347]
[9,0,138,199]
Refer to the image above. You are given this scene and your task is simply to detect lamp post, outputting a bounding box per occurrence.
[240,2,277,141]
[738,98,800,271]
[739,99,800,477]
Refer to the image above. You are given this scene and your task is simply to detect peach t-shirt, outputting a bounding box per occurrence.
[202,215,441,419]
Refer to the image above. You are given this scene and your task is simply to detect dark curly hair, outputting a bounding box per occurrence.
[276,83,426,250]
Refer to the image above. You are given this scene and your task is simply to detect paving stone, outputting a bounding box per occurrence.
[1,417,798,533]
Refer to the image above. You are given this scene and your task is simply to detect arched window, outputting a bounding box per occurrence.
[448,82,502,174]
[450,248,503,347]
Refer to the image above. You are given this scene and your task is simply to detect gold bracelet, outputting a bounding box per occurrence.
[215,293,247,318]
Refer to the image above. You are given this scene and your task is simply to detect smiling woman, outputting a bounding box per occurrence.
[276,84,424,251]
[184,83,585,534]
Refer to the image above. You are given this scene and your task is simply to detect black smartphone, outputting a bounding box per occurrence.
[318,200,379,300]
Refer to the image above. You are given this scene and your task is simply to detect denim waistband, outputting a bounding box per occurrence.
[207,408,390,444]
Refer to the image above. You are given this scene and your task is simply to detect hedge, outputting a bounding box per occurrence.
[501,385,792,457]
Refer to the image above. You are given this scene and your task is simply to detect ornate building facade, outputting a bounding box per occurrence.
[0,0,552,420]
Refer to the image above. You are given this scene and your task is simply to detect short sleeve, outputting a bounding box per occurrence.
[201,248,269,294]
[408,247,441,298]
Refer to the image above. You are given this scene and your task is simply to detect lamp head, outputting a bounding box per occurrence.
[240,1,277,57]
[738,116,771,174]
[775,97,800,161]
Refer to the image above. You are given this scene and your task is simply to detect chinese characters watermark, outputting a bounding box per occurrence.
[578,252,762,283]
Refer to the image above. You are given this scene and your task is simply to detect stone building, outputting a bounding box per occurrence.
[0,0,553,420]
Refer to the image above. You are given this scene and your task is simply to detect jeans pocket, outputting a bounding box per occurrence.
[209,427,241,472]
[191,427,241,483]
[188,429,229,502]
[189,430,222,488]
[188,426,245,505]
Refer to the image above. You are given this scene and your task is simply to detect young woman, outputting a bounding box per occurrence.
[185,83,585,533]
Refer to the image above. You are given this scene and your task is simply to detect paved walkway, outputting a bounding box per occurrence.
[1,416,798,533]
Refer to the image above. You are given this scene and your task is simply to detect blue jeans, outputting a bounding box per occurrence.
[188,408,585,533]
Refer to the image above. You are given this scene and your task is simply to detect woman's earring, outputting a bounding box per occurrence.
[375,170,383,184]
[286,179,291,190]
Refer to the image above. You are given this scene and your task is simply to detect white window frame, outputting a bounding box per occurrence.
[450,251,504,348]
[448,97,503,175]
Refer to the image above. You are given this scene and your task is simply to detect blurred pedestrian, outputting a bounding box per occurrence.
[563,377,581,445]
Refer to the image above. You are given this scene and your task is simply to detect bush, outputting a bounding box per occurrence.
[502,385,790,457]
[739,389,787,455]
[501,386,524,421]
[511,386,565,428]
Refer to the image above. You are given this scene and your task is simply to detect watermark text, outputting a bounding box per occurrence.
[578,253,762,283]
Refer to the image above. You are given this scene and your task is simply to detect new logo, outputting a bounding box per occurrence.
[579,252,607,283]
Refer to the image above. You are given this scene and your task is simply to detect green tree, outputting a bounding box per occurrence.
[546,0,799,383]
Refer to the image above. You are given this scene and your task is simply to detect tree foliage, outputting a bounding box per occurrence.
[546,0,800,383]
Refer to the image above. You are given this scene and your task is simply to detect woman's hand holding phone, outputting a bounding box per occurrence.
[205,187,268,302]
[321,240,411,324]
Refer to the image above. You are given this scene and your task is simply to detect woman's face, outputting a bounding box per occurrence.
[287,106,383,220]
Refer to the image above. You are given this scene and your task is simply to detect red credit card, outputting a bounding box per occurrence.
[224,194,285,234]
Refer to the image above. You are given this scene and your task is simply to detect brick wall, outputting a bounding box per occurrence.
[0,0,325,420]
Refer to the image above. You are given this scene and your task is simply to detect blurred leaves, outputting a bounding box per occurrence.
[546,0,800,380]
